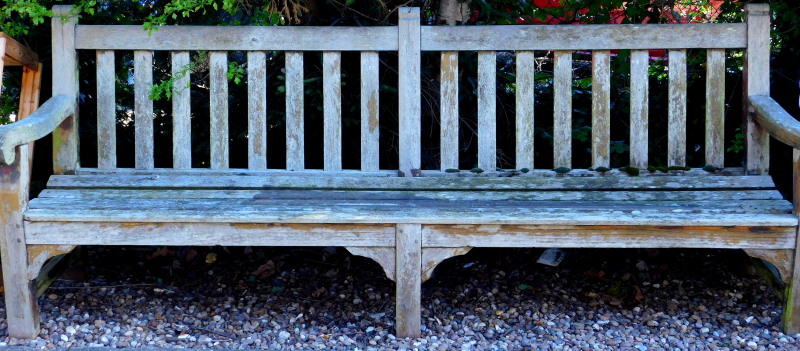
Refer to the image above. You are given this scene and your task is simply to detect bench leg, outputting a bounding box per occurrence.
[395,224,421,338]
[0,145,40,338]
[784,239,800,334]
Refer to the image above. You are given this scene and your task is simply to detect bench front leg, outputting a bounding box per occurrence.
[0,145,40,338]
[395,223,421,338]
[785,149,800,334]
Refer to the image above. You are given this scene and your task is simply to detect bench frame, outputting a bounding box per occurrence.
[2,4,800,339]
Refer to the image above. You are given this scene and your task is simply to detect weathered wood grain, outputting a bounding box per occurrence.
[440,51,459,171]
[553,51,572,169]
[172,51,192,169]
[706,49,725,168]
[51,6,79,174]
[46,174,780,191]
[0,145,40,338]
[398,8,421,176]
[516,51,535,170]
[591,50,610,169]
[668,49,687,167]
[0,95,75,165]
[76,168,396,177]
[0,33,39,70]
[629,50,649,169]
[96,51,116,169]
[749,96,800,150]
[247,52,267,170]
[76,26,399,51]
[25,222,394,246]
[421,24,746,51]
[478,51,497,171]
[26,245,75,281]
[134,51,154,169]
[744,3,770,174]
[324,51,342,171]
[395,223,421,338]
[360,52,380,172]
[783,148,800,334]
[285,52,304,171]
[345,247,395,281]
[422,224,796,249]
[210,52,229,169]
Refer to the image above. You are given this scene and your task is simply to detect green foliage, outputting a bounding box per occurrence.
[445,168,460,173]
[553,167,571,174]
[727,127,744,154]
[620,166,640,176]
[470,167,484,174]
[149,62,196,101]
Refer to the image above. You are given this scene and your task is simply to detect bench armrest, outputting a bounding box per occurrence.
[750,95,800,149]
[0,95,75,165]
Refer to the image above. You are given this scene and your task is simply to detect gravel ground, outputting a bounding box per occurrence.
[1,246,799,350]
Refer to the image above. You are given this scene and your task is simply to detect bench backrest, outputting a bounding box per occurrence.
[50,4,771,177]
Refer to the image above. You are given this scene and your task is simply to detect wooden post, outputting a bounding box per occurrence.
[395,223,421,338]
[743,3,770,174]
[51,6,79,174]
[398,8,421,176]
[786,148,800,334]
[0,145,40,338]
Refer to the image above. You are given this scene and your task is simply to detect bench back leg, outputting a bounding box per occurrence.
[395,224,422,338]
[0,145,40,338]
[784,149,800,334]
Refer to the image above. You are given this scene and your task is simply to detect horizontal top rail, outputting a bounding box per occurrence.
[421,23,747,51]
[74,22,747,51]
[75,26,399,51]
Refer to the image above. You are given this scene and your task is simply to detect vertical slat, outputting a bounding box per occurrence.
[744,4,770,174]
[398,8,421,176]
[515,51,535,170]
[395,223,421,338]
[247,51,267,170]
[209,52,228,169]
[629,50,649,169]
[285,51,304,171]
[18,63,43,169]
[705,49,725,168]
[323,51,342,171]
[477,51,496,171]
[668,49,687,167]
[361,52,380,172]
[440,51,459,171]
[553,51,572,169]
[96,50,116,169]
[172,51,192,169]
[591,50,611,169]
[0,146,39,338]
[134,50,154,170]
[51,6,79,174]
[0,38,6,97]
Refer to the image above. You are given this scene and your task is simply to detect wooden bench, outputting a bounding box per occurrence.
[2,3,800,339]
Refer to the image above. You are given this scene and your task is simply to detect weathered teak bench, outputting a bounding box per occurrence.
[1,3,799,339]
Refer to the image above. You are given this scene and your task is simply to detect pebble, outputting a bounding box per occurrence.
[1,247,797,350]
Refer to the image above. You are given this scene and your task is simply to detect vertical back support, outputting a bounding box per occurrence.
[516,51,535,170]
[477,51,496,171]
[209,52,229,169]
[398,8,421,176]
[361,52,380,171]
[134,51,154,169]
[323,51,342,171]
[96,50,116,169]
[553,51,572,169]
[668,49,687,167]
[440,51,459,171]
[591,50,611,169]
[706,49,726,168]
[744,4,770,174]
[629,50,649,169]
[51,6,79,174]
[286,52,304,171]
[172,51,192,169]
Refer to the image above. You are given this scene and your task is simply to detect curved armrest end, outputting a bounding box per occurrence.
[0,95,75,165]
[750,95,800,149]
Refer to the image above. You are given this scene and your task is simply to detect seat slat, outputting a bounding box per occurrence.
[247,51,267,170]
[706,49,725,168]
[324,51,342,171]
[37,188,786,202]
[554,51,573,169]
[440,51,459,171]
[45,174,780,191]
[133,50,154,169]
[630,50,649,169]
[668,49,687,167]
[285,51,305,171]
[172,51,192,169]
[591,50,610,169]
[515,51,535,170]
[210,51,229,169]
[96,50,116,169]
[361,52,380,172]
[478,51,496,171]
